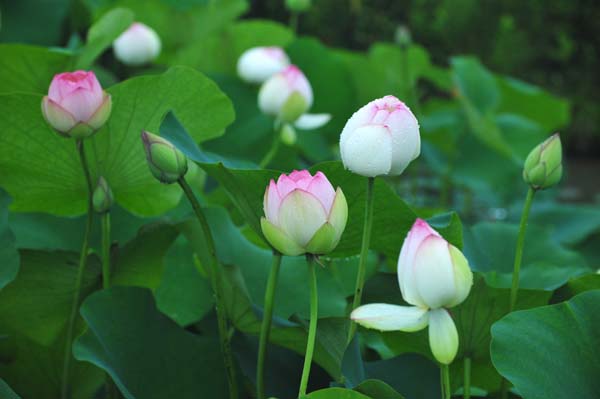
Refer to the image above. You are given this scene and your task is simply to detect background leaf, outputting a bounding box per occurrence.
[491,290,600,399]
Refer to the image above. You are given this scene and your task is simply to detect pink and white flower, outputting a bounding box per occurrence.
[237,46,290,84]
[41,70,111,138]
[258,65,314,123]
[261,170,348,256]
[340,95,420,177]
[113,22,161,66]
[351,219,473,364]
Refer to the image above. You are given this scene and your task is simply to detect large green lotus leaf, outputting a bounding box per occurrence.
[73,286,227,399]
[75,7,135,69]
[0,329,103,399]
[0,66,234,216]
[553,272,600,303]
[110,222,179,289]
[374,274,550,393]
[0,190,19,290]
[463,221,590,290]
[154,236,215,326]
[174,19,294,73]
[511,202,600,246]
[0,250,100,346]
[0,250,103,398]
[200,161,418,260]
[0,44,73,94]
[491,290,600,399]
[497,76,570,133]
[353,379,405,399]
[305,388,370,399]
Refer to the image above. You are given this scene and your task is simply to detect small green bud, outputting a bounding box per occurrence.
[523,133,563,190]
[279,91,309,123]
[141,130,188,184]
[92,176,114,213]
[285,0,311,13]
[280,123,297,146]
[395,25,412,48]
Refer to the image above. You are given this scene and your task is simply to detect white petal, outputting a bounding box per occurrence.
[258,74,291,116]
[428,308,458,365]
[340,124,392,177]
[294,113,331,130]
[278,189,327,247]
[413,236,457,309]
[386,108,421,175]
[351,304,429,332]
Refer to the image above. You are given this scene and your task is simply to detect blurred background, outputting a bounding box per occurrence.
[1,0,598,213]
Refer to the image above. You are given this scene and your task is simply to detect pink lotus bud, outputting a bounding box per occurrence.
[351,218,472,365]
[41,70,112,138]
[237,46,290,84]
[258,65,313,123]
[340,95,420,177]
[261,170,347,256]
[398,219,473,310]
[113,22,161,66]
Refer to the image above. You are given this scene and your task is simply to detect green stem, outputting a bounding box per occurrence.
[61,140,94,399]
[348,177,375,343]
[101,212,111,289]
[298,255,318,397]
[178,177,238,399]
[463,357,471,399]
[509,187,536,312]
[256,252,282,399]
[259,127,282,169]
[442,363,451,399]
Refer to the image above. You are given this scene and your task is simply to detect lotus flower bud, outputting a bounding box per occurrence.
[41,71,112,138]
[523,133,562,190]
[261,170,348,256]
[113,22,161,66]
[141,131,188,184]
[237,47,290,84]
[398,219,473,309]
[285,0,311,12]
[340,95,420,177]
[93,176,114,214]
[394,25,412,48]
[258,65,313,123]
[351,219,472,365]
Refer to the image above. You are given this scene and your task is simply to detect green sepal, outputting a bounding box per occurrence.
[87,93,112,131]
[327,187,348,245]
[280,91,309,123]
[305,222,337,255]
[260,217,305,256]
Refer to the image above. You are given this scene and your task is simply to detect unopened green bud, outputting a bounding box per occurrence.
[92,176,114,213]
[280,123,297,146]
[523,133,563,190]
[141,130,188,184]
[285,0,311,13]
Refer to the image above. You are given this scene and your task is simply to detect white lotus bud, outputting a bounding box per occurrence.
[113,22,161,66]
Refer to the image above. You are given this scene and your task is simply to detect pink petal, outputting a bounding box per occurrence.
[264,179,282,224]
[397,218,442,307]
[288,170,312,182]
[306,171,335,213]
[59,86,104,122]
[276,173,299,198]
